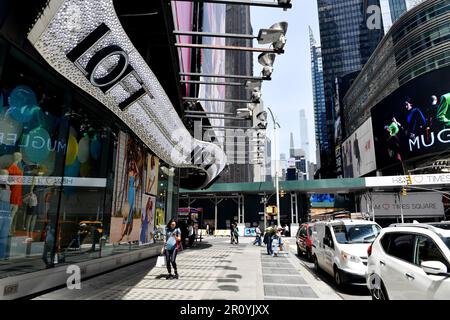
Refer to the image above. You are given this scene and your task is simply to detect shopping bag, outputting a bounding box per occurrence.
[156,255,166,268]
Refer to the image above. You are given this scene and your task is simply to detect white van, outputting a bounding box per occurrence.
[312,219,381,287]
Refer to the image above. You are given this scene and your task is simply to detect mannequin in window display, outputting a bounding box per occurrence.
[7,152,23,235]
[24,178,38,241]
[0,169,11,259]
[119,160,138,243]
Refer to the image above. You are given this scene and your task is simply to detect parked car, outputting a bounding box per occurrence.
[296,223,314,260]
[367,223,450,300]
[426,221,450,230]
[312,219,381,287]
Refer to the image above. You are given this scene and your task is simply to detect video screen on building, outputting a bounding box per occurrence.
[310,194,335,208]
[371,66,450,169]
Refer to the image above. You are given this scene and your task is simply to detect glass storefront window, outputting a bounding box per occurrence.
[0,42,69,274]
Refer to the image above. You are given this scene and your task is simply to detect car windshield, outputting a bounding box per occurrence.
[443,237,450,251]
[431,223,450,230]
[332,224,381,244]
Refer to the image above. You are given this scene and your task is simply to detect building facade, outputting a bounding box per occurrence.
[316,0,384,178]
[309,27,328,176]
[0,0,227,299]
[219,4,255,183]
[342,0,450,174]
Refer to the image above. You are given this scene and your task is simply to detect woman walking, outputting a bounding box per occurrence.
[162,219,181,279]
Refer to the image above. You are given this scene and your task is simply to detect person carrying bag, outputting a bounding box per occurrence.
[161,219,181,279]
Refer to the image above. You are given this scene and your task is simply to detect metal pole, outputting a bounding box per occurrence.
[214,197,218,232]
[183,97,255,104]
[175,43,283,54]
[267,107,281,228]
[180,72,267,81]
[185,110,236,115]
[263,195,267,230]
[184,115,250,120]
[180,80,244,86]
[166,0,292,9]
[174,30,257,40]
[399,192,404,223]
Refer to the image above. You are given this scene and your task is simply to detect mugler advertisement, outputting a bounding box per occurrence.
[371,66,450,169]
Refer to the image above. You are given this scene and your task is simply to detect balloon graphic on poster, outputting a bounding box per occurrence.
[64,158,80,177]
[78,136,90,163]
[80,160,91,177]
[0,111,23,146]
[20,127,51,164]
[40,151,56,176]
[65,135,78,165]
[9,85,37,109]
[7,105,40,123]
[90,135,101,160]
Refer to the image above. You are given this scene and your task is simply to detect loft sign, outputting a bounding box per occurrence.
[66,23,150,111]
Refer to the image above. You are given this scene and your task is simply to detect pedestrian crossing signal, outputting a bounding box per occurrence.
[406,175,412,185]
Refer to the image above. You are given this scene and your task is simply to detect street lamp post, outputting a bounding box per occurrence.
[267,107,281,228]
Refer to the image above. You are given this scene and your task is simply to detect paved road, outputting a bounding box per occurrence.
[290,241,371,300]
[33,237,343,300]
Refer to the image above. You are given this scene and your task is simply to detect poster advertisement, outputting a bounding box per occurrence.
[145,154,159,195]
[140,194,156,244]
[371,66,450,170]
[341,117,376,178]
[360,192,445,218]
[110,132,145,243]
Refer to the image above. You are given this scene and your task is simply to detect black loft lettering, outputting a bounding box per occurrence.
[66,22,148,110]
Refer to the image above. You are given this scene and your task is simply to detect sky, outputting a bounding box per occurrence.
[251,0,321,164]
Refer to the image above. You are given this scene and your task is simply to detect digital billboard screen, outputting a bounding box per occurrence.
[371,66,450,170]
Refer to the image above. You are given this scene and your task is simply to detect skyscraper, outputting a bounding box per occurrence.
[299,109,310,160]
[309,27,327,175]
[316,0,384,177]
[380,0,426,33]
[218,4,254,183]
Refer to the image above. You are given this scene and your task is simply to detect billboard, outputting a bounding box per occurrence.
[145,154,159,196]
[198,4,226,133]
[310,194,335,208]
[172,1,194,96]
[360,192,445,218]
[341,117,376,178]
[371,66,450,169]
[110,132,145,244]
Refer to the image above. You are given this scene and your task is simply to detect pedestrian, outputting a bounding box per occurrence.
[284,224,290,237]
[253,225,262,246]
[187,221,195,247]
[230,223,235,244]
[265,226,274,255]
[161,219,181,279]
[234,225,239,245]
[272,228,283,257]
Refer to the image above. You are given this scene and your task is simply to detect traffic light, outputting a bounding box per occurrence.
[402,187,407,196]
[406,175,412,185]
[280,190,286,198]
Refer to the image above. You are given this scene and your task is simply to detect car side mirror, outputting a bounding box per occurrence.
[421,261,448,276]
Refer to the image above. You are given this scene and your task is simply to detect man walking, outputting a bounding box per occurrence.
[253,225,262,246]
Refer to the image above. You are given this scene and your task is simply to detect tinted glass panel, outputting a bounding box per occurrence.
[387,233,416,264]
[416,235,450,271]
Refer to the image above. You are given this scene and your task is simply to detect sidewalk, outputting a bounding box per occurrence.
[33,237,341,300]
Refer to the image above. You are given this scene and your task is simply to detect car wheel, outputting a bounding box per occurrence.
[313,255,320,272]
[334,267,344,288]
[371,282,389,301]
[306,248,312,261]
